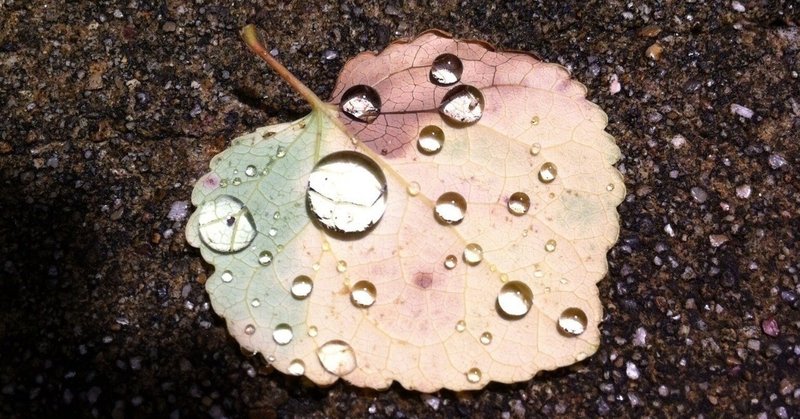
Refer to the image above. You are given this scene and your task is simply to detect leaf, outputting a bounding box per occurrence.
[186,27,625,392]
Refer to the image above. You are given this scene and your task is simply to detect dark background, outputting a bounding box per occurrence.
[1,1,798,417]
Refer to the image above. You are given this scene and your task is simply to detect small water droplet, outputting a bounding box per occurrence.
[463,243,483,266]
[308,151,388,233]
[429,53,463,85]
[407,181,421,196]
[558,307,588,336]
[434,192,467,224]
[312,262,320,271]
[350,280,377,308]
[529,143,541,156]
[538,162,558,183]
[221,270,233,283]
[606,183,615,191]
[545,239,557,252]
[455,320,466,332]
[336,260,348,273]
[272,323,294,345]
[466,368,482,383]
[340,85,381,123]
[273,211,281,220]
[219,179,228,188]
[530,116,540,125]
[417,125,445,154]
[321,241,330,251]
[258,250,273,266]
[444,255,458,269]
[197,195,257,253]
[497,281,533,318]
[276,146,286,158]
[533,269,544,278]
[288,359,305,375]
[308,326,318,337]
[507,192,531,215]
[291,275,313,299]
[266,355,276,363]
[276,244,284,252]
[232,177,242,186]
[268,227,277,237]
[317,340,357,376]
[244,324,256,335]
[438,85,484,125]
[559,278,569,285]
[499,273,509,282]
[480,332,492,345]
[251,298,261,307]
[245,165,257,177]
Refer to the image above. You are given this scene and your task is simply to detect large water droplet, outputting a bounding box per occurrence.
[221,270,233,283]
[538,162,558,183]
[317,340,357,376]
[480,332,492,345]
[291,275,313,299]
[558,307,588,336]
[545,239,557,252]
[258,250,273,266]
[197,195,257,253]
[438,85,484,125]
[429,53,463,86]
[466,368,482,383]
[350,280,377,308]
[245,165,257,177]
[272,323,294,345]
[463,243,483,266]
[507,192,531,215]
[417,125,445,154]
[288,359,305,375]
[434,192,467,224]
[340,85,381,123]
[307,151,387,233]
[444,255,458,269]
[497,281,533,318]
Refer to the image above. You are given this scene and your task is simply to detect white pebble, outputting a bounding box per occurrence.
[730,103,754,119]
[732,1,746,12]
[609,74,621,94]
[625,361,640,380]
[670,134,687,149]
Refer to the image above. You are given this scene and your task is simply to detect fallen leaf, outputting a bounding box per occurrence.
[186,27,625,392]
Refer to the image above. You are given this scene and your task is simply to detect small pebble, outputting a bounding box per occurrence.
[732,1,746,12]
[768,154,788,169]
[670,134,686,149]
[761,317,780,337]
[730,103,754,119]
[167,200,190,221]
[735,184,752,199]
[690,187,708,203]
[162,21,177,32]
[609,74,621,94]
[625,361,640,380]
[645,43,664,60]
[709,234,729,247]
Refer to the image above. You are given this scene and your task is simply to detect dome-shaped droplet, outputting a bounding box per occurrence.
[444,254,458,269]
[558,307,588,336]
[288,359,305,376]
[455,320,466,332]
[507,192,531,215]
[245,165,257,177]
[429,53,463,86]
[268,228,277,237]
[221,270,233,283]
[276,146,286,158]
[407,181,421,196]
[197,195,257,253]
[307,151,387,234]
[340,84,381,123]
[308,326,318,337]
[258,250,273,266]
[417,125,445,154]
[244,324,256,335]
[250,298,261,307]
[545,239,557,252]
[317,340,357,376]
[291,275,313,299]
[336,260,348,273]
[438,85,484,125]
[231,177,242,186]
[350,280,377,308]
[272,323,294,345]
[463,243,483,265]
[434,192,467,224]
[529,143,541,156]
[538,162,558,183]
[497,281,533,318]
[466,368,482,383]
[480,332,492,345]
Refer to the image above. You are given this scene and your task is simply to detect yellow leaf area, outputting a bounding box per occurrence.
[186,30,625,392]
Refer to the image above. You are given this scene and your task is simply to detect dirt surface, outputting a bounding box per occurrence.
[1,1,799,417]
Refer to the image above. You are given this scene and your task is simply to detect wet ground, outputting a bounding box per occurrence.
[1,1,799,417]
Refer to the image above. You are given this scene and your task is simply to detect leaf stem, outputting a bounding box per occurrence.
[241,25,326,110]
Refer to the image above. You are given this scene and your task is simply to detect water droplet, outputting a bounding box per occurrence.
[340,85,381,123]
[434,192,467,224]
[534,269,544,278]
[438,85,484,125]
[312,262,320,271]
[251,298,261,307]
[308,326,318,337]
[272,323,294,345]
[268,227,277,237]
[336,260,347,273]
[463,243,483,266]
[350,280,377,308]
[273,211,281,220]
[559,278,569,285]
[444,255,458,269]
[258,250,273,266]
[245,165,257,177]
[558,307,588,336]
[221,270,233,283]
[538,162,558,183]
[288,359,305,375]
[499,273,508,282]
[321,241,330,251]
[219,179,228,188]
[530,116,540,125]
[455,320,466,332]
[231,177,242,186]
[197,195,257,253]
[276,146,286,158]
[497,281,533,318]
[291,275,313,299]
[407,181,420,196]
[480,332,492,345]
[317,340,357,376]
[429,53,463,86]
[417,125,445,154]
[606,183,615,191]
[266,355,276,363]
[244,324,256,335]
[545,239,557,252]
[307,151,387,233]
[529,143,541,156]
[507,192,531,215]
[466,368,482,383]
